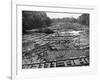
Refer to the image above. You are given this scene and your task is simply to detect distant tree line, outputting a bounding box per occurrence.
[52,14,89,26]
[22,11,52,34]
[52,17,77,23]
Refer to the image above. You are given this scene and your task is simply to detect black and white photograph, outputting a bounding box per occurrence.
[10,1,98,79]
[22,10,89,69]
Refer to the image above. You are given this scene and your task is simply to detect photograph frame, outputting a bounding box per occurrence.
[11,1,97,80]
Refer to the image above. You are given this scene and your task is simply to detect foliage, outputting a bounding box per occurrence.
[77,14,89,26]
[52,17,77,23]
[37,28,54,34]
[22,11,52,34]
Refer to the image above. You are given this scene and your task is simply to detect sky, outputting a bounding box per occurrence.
[46,12,82,19]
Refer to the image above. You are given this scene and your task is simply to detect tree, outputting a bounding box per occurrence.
[22,11,52,34]
[78,14,89,26]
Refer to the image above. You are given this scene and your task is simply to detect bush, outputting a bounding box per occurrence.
[37,28,54,34]
[44,28,54,34]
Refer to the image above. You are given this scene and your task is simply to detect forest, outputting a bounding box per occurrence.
[22,11,89,34]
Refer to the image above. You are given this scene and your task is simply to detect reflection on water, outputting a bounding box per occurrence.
[60,31,83,35]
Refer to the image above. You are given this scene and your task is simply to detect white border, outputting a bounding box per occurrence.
[12,2,97,80]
